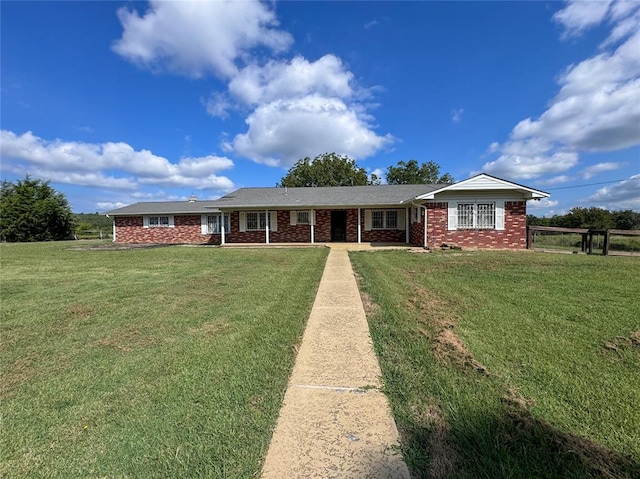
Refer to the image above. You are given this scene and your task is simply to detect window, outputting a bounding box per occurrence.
[372,211,384,229]
[246,212,267,230]
[206,214,229,234]
[370,209,401,229]
[297,211,310,224]
[145,215,173,228]
[457,203,495,229]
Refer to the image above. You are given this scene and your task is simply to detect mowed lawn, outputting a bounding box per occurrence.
[1,242,328,478]
[350,250,640,479]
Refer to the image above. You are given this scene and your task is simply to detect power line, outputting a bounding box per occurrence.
[545,178,633,190]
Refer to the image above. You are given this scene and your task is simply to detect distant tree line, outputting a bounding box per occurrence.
[527,207,640,231]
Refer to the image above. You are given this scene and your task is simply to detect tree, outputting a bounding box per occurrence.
[386,159,454,185]
[0,176,75,242]
[278,153,374,187]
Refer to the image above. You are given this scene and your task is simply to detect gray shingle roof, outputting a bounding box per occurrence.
[106,201,221,216]
[210,184,446,209]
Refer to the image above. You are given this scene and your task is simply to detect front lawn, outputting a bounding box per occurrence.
[1,242,328,478]
[350,250,639,478]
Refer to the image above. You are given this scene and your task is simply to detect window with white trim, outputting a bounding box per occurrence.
[457,203,495,229]
[145,215,174,228]
[297,211,310,224]
[246,212,267,231]
[206,214,229,234]
[372,210,398,229]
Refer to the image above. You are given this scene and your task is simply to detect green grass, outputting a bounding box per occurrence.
[350,250,640,478]
[532,232,640,253]
[1,241,328,478]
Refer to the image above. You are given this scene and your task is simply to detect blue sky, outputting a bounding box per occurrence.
[1,0,638,214]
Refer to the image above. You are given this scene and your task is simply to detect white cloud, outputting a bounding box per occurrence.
[112,0,292,78]
[588,174,640,209]
[483,2,640,180]
[481,152,579,180]
[228,95,393,166]
[451,108,464,123]
[553,0,612,38]
[98,201,128,210]
[581,161,625,179]
[528,198,560,209]
[113,2,393,167]
[0,130,235,191]
[539,175,572,185]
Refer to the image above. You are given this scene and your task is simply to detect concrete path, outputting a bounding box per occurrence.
[261,249,411,479]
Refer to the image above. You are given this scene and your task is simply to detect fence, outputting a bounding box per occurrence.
[527,226,640,255]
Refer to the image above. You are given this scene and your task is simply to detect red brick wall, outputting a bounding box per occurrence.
[419,201,527,249]
[410,208,425,246]
[114,215,220,244]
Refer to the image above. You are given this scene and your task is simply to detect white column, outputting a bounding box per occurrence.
[221,214,226,246]
[357,208,361,243]
[112,218,116,242]
[310,209,315,244]
[265,210,270,244]
[405,207,410,244]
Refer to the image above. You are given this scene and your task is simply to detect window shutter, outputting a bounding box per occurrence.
[364,210,372,231]
[495,200,505,230]
[168,216,175,228]
[397,209,406,230]
[290,211,297,226]
[201,215,208,234]
[239,212,246,232]
[411,207,417,223]
[310,210,316,225]
[143,216,149,228]
[447,203,457,230]
[270,211,278,232]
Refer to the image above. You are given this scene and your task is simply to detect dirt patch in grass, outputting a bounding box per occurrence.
[408,287,488,375]
[188,321,231,337]
[601,330,640,360]
[94,327,155,352]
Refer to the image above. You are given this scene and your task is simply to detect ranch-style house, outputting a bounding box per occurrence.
[106,173,549,249]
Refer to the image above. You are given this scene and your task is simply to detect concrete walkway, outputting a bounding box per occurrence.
[261,249,411,478]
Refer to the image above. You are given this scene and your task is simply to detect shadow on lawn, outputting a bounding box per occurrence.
[401,400,640,479]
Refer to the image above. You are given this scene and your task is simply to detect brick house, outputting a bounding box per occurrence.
[106,174,548,249]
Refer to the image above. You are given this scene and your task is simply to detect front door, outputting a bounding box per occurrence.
[331,210,347,241]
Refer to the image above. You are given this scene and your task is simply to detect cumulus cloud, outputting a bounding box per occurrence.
[588,174,640,209]
[528,198,560,209]
[539,175,572,185]
[0,130,235,191]
[112,0,292,78]
[97,201,128,210]
[482,1,640,181]
[227,95,393,166]
[112,2,392,167]
[581,161,625,179]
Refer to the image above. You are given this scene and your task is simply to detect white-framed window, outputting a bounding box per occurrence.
[449,201,503,230]
[367,209,405,230]
[240,211,278,232]
[412,206,421,223]
[457,203,495,229]
[297,211,310,225]
[144,215,174,228]
[203,214,229,234]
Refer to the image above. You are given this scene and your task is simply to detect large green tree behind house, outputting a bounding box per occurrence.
[0,176,75,242]
[278,153,377,187]
[386,159,454,184]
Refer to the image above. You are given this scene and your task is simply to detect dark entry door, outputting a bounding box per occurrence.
[331,211,347,241]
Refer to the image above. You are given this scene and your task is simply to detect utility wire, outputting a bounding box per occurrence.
[545,178,633,190]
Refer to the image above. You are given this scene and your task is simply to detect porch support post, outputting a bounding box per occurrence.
[221,213,226,245]
[310,209,315,244]
[357,208,361,243]
[405,207,410,244]
[265,209,270,244]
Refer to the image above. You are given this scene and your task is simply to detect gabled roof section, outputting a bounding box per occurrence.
[210,184,446,209]
[414,173,549,200]
[106,201,221,216]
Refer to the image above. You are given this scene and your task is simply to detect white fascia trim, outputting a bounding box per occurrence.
[414,173,549,200]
